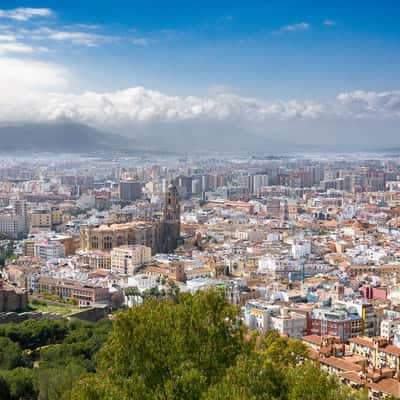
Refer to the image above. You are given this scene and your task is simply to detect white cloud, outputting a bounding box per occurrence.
[66,24,102,30]
[279,22,310,32]
[0,87,326,127]
[0,33,17,41]
[18,27,156,48]
[0,55,398,130]
[336,90,400,118]
[0,42,34,54]
[130,37,156,46]
[0,8,53,21]
[323,19,336,26]
[0,32,46,55]
[1,76,399,132]
[31,28,108,47]
[0,57,68,95]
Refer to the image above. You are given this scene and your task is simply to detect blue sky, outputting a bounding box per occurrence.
[0,1,399,148]
[2,0,399,97]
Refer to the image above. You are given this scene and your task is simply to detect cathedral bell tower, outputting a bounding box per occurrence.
[162,183,181,253]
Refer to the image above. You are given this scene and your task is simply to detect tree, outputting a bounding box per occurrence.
[203,353,287,400]
[0,319,68,350]
[0,368,38,400]
[36,363,85,400]
[71,290,247,400]
[260,330,309,367]
[0,318,113,400]
[165,279,180,303]
[0,337,24,370]
[287,362,350,400]
[0,240,15,266]
[0,375,11,400]
[110,292,124,310]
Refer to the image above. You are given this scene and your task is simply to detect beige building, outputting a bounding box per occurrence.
[80,184,181,255]
[22,239,35,257]
[80,220,162,254]
[111,245,152,275]
[77,250,112,271]
[30,209,52,229]
[349,336,400,371]
[50,207,62,226]
[29,207,63,230]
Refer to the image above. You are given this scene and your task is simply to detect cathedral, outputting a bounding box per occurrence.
[161,183,181,253]
[80,183,181,254]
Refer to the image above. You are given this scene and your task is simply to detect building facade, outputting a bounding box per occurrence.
[119,180,142,201]
[37,277,109,306]
[80,184,181,254]
[111,245,152,275]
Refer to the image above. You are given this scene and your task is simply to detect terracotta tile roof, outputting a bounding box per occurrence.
[319,356,362,372]
[339,371,366,385]
[382,345,400,356]
[349,336,374,347]
[366,378,400,397]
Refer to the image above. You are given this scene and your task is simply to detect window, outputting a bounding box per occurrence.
[91,236,99,249]
[104,236,113,250]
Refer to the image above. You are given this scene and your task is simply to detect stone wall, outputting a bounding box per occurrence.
[0,310,62,324]
[0,288,28,312]
[68,305,109,322]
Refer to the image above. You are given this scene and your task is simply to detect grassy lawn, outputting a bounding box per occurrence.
[28,302,81,316]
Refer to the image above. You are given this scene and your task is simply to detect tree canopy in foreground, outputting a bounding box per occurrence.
[70,290,374,400]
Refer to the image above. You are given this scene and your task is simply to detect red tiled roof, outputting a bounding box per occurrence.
[319,357,362,372]
[367,378,400,397]
[302,335,323,346]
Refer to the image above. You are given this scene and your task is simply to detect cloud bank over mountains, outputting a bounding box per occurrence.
[2,65,400,132]
[0,6,398,150]
[2,75,399,150]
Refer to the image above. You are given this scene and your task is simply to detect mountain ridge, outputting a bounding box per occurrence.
[0,123,134,153]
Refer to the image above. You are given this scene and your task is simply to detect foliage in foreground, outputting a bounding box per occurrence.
[0,318,112,400]
[70,291,372,400]
[0,290,396,400]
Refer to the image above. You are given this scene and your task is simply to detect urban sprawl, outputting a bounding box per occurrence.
[2,153,400,398]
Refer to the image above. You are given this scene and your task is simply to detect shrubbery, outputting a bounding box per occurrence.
[0,291,385,400]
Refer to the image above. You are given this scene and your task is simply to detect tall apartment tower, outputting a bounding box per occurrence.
[10,198,28,235]
[119,179,142,201]
[162,183,181,253]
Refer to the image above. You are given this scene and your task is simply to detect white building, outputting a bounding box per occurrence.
[244,300,307,339]
[248,174,269,194]
[0,214,26,239]
[127,274,158,293]
[269,308,307,339]
[291,241,311,259]
[381,319,400,340]
[234,229,264,242]
[34,241,65,260]
[77,194,96,210]
[258,255,280,273]
[111,245,152,275]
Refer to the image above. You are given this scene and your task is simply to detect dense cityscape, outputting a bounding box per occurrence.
[1,1,400,399]
[0,152,399,397]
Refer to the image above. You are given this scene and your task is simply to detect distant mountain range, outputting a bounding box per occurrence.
[0,121,389,154]
[117,120,289,154]
[0,121,285,154]
[0,123,134,153]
